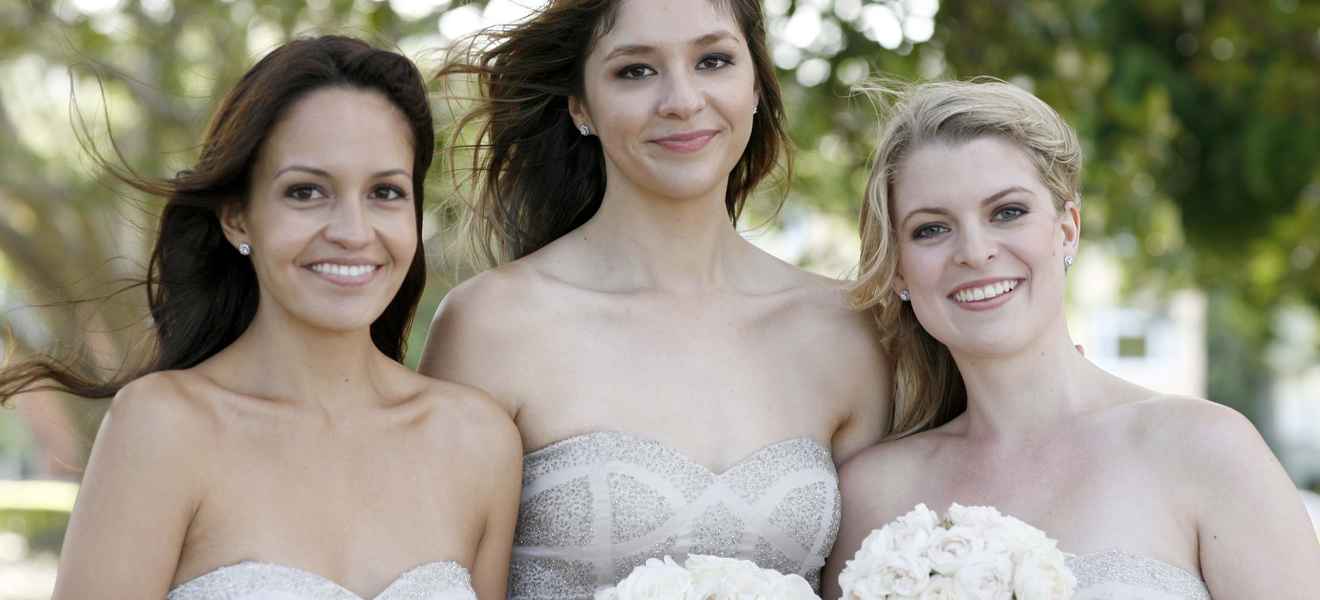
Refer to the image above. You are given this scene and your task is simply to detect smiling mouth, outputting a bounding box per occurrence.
[650,130,718,153]
[305,262,381,286]
[950,279,1020,303]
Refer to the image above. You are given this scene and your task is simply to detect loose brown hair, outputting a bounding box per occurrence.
[1,35,435,404]
[850,79,1083,438]
[436,0,790,264]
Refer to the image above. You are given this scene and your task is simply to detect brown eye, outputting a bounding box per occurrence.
[370,184,407,201]
[285,184,326,201]
[697,54,732,70]
[618,64,657,80]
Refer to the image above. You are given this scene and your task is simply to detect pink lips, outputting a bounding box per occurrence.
[651,129,718,153]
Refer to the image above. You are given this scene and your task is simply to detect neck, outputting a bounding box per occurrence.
[217,301,390,419]
[950,318,1110,442]
[577,170,753,293]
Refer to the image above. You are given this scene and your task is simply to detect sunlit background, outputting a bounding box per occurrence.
[2,1,1319,597]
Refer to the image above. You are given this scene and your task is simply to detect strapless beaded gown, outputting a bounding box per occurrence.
[167,561,476,600]
[508,431,840,600]
[1067,550,1211,599]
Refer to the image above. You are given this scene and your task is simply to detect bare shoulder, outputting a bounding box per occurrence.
[838,429,942,517]
[1113,394,1268,481]
[427,262,542,338]
[405,371,521,458]
[106,370,224,443]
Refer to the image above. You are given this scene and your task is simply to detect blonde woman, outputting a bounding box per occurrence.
[824,80,1320,599]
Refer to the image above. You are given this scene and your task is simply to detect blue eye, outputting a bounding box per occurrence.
[993,205,1028,221]
[618,64,657,80]
[370,184,407,201]
[285,184,326,201]
[912,224,950,240]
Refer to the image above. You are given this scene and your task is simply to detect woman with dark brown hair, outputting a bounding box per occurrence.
[1,36,520,599]
[421,1,891,596]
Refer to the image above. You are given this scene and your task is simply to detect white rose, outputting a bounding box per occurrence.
[925,525,986,576]
[953,554,1013,600]
[1012,551,1076,600]
[989,517,1052,559]
[685,554,776,599]
[890,504,942,553]
[768,573,822,600]
[841,552,932,599]
[609,556,698,600]
[946,504,1008,530]
[918,575,960,600]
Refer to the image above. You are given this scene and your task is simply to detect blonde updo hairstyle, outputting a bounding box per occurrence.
[849,78,1083,438]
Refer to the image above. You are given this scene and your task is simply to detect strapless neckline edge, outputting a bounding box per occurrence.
[522,430,830,475]
[169,559,471,600]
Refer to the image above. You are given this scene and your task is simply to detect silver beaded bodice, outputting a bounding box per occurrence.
[167,560,476,600]
[509,431,841,600]
[1068,550,1211,599]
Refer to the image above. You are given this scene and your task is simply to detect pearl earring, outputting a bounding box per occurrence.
[898,289,911,302]
[238,243,251,256]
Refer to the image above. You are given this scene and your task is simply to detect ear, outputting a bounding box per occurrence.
[568,95,591,133]
[892,271,909,301]
[1059,199,1081,253]
[219,201,250,252]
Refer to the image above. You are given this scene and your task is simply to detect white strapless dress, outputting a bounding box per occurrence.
[166,560,476,600]
[1067,550,1211,599]
[509,431,840,599]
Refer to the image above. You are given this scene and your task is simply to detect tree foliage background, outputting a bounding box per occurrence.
[1,0,1318,476]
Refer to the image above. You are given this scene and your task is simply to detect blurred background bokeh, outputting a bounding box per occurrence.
[1,0,1318,597]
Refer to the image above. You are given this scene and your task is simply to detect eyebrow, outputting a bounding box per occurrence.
[602,30,742,62]
[273,165,410,179]
[898,186,1033,230]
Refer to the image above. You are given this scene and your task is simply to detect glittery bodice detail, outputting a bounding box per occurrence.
[167,560,476,600]
[1067,550,1211,599]
[509,431,840,600]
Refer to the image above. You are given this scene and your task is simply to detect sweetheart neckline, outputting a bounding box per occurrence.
[169,559,470,600]
[521,430,831,476]
[1067,548,1205,584]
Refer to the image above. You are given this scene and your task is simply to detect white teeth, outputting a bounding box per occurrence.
[310,263,376,278]
[954,280,1018,303]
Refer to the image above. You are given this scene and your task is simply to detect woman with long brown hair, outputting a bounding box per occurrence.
[1,36,520,599]
[421,1,891,596]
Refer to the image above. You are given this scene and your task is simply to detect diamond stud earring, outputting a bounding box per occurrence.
[898,289,911,302]
[238,243,251,256]
[578,123,590,136]
[1063,255,1074,272]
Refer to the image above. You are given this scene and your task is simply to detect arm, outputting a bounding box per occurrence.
[418,274,519,419]
[822,447,903,600]
[1179,402,1320,598]
[830,314,892,465]
[52,375,207,599]
[467,405,523,600]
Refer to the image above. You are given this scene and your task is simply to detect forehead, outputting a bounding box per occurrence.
[258,87,413,172]
[892,136,1045,213]
[594,0,742,53]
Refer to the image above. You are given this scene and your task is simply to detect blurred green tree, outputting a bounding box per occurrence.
[2,0,1317,464]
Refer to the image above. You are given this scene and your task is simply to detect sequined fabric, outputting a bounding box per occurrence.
[166,560,476,600]
[509,431,840,600]
[1068,550,1211,600]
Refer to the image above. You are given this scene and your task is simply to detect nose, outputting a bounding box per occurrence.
[657,71,706,120]
[954,225,997,268]
[323,199,372,249]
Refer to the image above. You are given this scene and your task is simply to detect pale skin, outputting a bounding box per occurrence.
[419,0,889,473]
[823,136,1320,599]
[53,88,521,600]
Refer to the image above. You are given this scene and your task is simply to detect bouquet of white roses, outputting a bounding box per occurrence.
[594,554,821,600]
[838,504,1076,600]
